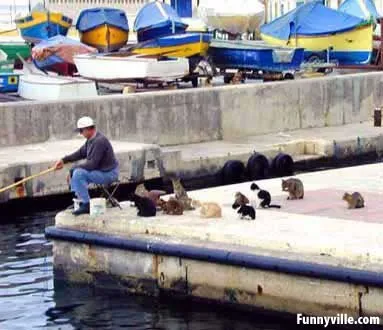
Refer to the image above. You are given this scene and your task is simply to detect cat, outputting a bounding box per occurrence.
[237,205,256,220]
[200,202,222,218]
[128,193,156,217]
[232,192,249,209]
[171,178,194,210]
[159,198,184,215]
[342,192,365,209]
[282,178,304,200]
[135,183,166,207]
[250,183,281,208]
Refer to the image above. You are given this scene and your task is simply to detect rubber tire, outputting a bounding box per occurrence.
[271,153,294,177]
[221,160,245,185]
[246,153,269,180]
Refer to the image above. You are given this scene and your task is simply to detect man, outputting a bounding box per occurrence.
[54,116,119,215]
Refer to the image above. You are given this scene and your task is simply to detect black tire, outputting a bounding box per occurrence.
[271,153,294,177]
[223,73,233,84]
[283,72,294,80]
[191,76,198,88]
[221,160,246,185]
[246,153,270,180]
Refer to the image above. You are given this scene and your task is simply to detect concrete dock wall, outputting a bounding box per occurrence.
[1,72,382,147]
[51,238,382,319]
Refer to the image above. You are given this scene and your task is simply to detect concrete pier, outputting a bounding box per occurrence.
[47,164,383,321]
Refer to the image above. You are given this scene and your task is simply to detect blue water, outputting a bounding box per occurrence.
[0,211,371,329]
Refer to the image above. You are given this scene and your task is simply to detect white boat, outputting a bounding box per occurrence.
[73,53,190,82]
[196,0,265,36]
[18,74,98,101]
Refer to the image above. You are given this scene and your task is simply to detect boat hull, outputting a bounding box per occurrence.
[18,74,97,101]
[79,24,129,52]
[261,24,373,65]
[137,23,187,43]
[208,40,304,72]
[15,11,72,43]
[0,73,20,93]
[0,43,31,61]
[74,54,190,82]
[131,33,211,58]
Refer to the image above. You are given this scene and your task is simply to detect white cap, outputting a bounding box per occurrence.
[76,116,94,130]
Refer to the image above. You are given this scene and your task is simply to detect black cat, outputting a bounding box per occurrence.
[237,205,256,220]
[128,193,156,217]
[250,183,281,208]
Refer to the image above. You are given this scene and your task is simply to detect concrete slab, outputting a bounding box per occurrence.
[0,139,164,201]
[56,163,383,266]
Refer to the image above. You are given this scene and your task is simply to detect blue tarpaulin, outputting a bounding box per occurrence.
[32,35,97,69]
[134,1,187,32]
[134,1,188,41]
[76,8,129,32]
[338,0,380,21]
[260,1,367,40]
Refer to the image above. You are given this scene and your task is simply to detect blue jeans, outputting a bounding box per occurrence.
[70,167,119,204]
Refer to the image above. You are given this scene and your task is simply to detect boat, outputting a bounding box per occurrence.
[196,0,265,36]
[76,8,129,52]
[134,1,188,42]
[73,53,190,82]
[18,74,98,101]
[0,72,20,93]
[260,1,373,65]
[15,4,72,43]
[208,39,304,73]
[127,32,212,59]
[31,36,97,70]
[338,0,380,21]
[0,42,30,61]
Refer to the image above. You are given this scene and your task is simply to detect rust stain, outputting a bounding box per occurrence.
[153,255,159,278]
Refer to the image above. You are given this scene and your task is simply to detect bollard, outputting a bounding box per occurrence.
[374,107,382,127]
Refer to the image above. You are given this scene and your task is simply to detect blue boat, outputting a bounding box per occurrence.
[208,40,304,74]
[15,6,72,44]
[134,1,188,42]
[0,73,20,93]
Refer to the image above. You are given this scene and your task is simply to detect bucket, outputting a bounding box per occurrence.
[73,198,81,211]
[90,198,106,217]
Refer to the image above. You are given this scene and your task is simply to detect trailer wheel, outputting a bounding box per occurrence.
[284,72,294,80]
[224,73,233,84]
[191,77,198,88]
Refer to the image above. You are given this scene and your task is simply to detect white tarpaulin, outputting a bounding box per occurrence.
[196,0,265,34]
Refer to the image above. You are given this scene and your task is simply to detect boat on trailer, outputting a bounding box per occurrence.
[73,53,190,82]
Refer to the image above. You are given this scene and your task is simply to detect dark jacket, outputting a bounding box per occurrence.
[62,132,118,171]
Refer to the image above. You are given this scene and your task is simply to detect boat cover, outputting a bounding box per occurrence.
[32,35,97,68]
[260,1,367,40]
[338,0,380,21]
[196,0,264,34]
[76,8,129,32]
[134,1,187,32]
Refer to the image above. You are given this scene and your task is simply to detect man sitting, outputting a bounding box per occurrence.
[54,116,119,215]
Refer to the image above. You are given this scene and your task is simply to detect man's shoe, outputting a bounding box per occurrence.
[72,202,90,216]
